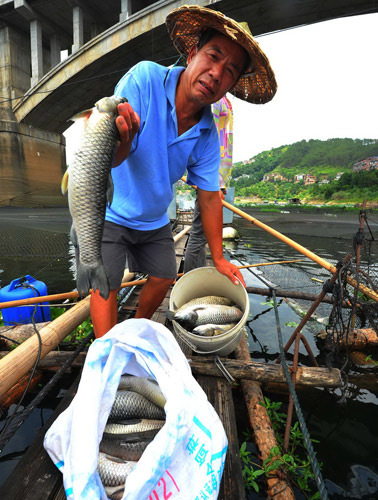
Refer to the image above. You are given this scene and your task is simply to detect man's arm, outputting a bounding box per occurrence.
[197,188,246,287]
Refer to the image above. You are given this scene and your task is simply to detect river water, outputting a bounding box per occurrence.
[0,206,377,497]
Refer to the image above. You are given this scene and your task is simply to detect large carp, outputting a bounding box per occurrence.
[62,96,126,299]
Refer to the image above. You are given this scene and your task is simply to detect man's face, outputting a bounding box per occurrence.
[184,32,248,106]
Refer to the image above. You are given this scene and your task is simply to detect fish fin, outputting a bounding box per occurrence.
[165,310,176,321]
[61,169,69,195]
[212,326,229,336]
[193,324,217,337]
[117,419,142,425]
[119,430,157,442]
[106,173,114,207]
[76,261,110,300]
[103,453,127,464]
[70,225,78,248]
[68,108,93,122]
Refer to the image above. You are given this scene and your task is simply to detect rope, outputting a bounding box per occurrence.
[0,330,94,453]
[271,289,329,500]
[225,249,328,496]
[0,274,137,452]
[0,287,44,438]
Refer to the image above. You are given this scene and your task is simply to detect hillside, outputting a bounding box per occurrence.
[231,138,378,203]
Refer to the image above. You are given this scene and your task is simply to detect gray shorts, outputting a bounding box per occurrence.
[101,220,177,290]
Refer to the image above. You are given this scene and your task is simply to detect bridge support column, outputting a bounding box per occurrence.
[30,19,43,87]
[120,0,132,22]
[50,34,61,68]
[72,5,84,53]
[0,24,67,208]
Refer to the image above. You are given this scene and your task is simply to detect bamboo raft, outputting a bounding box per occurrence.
[0,224,249,499]
[0,203,376,499]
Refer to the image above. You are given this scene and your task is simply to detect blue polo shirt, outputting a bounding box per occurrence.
[105,61,221,230]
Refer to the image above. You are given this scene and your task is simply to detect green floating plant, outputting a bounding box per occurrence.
[240,397,321,499]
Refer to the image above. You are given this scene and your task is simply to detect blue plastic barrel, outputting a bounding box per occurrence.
[0,275,51,326]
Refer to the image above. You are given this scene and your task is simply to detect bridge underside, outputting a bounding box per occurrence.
[0,0,377,207]
[11,0,378,133]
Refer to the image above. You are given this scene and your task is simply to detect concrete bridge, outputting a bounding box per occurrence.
[1,0,377,206]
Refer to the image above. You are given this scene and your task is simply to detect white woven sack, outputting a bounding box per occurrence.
[44,318,228,499]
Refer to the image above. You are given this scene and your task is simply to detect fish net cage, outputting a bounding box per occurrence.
[0,224,75,296]
[323,208,378,371]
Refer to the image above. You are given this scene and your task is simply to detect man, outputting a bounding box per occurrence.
[91,5,277,337]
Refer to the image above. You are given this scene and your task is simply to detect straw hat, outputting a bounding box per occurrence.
[166,4,277,104]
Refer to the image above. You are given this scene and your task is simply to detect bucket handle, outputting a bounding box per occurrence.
[174,327,244,355]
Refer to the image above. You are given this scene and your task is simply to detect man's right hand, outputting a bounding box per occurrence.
[113,101,140,166]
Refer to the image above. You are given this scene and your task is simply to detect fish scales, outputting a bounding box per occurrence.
[118,375,166,408]
[167,301,243,331]
[97,452,136,486]
[191,305,242,326]
[176,296,233,312]
[105,419,165,435]
[102,428,160,442]
[193,322,237,337]
[67,96,126,299]
[108,390,165,421]
[100,434,150,461]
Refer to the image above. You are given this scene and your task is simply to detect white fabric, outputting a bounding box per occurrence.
[44,318,228,499]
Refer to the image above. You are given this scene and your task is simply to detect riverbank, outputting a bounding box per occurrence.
[234,198,378,212]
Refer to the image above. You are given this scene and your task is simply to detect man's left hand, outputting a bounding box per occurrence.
[214,257,246,287]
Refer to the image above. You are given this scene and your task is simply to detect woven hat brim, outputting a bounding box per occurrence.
[166,5,277,104]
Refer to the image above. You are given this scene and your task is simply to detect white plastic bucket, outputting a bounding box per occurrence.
[169,266,250,356]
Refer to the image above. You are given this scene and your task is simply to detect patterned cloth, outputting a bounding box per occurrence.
[211,95,233,188]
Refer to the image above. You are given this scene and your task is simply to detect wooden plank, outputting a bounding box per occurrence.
[235,338,295,499]
[25,352,342,388]
[197,375,246,500]
[189,357,342,388]
[0,375,80,500]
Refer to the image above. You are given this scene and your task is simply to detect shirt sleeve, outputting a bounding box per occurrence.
[186,122,221,192]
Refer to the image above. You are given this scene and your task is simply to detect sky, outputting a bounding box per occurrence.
[65,12,378,165]
[229,12,378,162]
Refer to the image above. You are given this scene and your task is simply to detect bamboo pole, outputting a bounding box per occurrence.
[0,259,158,398]
[0,371,43,417]
[173,225,191,241]
[0,296,91,399]
[245,286,351,306]
[222,200,378,303]
[0,260,302,310]
[0,228,192,311]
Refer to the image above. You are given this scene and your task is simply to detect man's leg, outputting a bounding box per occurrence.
[135,276,175,319]
[184,196,207,273]
[90,289,118,338]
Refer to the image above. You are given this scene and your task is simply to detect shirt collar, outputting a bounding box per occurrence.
[165,66,214,131]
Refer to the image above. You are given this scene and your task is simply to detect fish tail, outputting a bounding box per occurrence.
[165,310,176,321]
[77,261,110,300]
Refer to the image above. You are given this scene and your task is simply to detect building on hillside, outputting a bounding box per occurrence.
[304,174,317,185]
[234,174,250,181]
[294,174,305,183]
[352,156,378,172]
[318,179,330,185]
[262,173,288,182]
[335,172,344,180]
